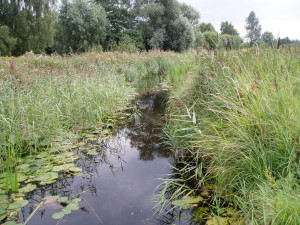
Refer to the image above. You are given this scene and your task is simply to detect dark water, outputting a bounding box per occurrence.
[20,92,191,225]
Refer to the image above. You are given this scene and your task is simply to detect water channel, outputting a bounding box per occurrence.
[19,92,192,225]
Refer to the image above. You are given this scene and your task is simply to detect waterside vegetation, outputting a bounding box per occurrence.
[160,46,300,224]
[0,46,299,224]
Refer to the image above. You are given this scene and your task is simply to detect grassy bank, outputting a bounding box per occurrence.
[163,47,300,224]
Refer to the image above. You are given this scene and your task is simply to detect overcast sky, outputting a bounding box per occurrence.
[180,0,300,40]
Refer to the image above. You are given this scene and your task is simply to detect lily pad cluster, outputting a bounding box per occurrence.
[0,149,82,223]
[0,193,29,222]
[44,196,81,220]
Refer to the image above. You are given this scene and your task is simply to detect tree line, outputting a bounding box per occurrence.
[0,0,298,56]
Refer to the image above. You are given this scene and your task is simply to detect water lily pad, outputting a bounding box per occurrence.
[35,172,58,181]
[1,203,9,209]
[0,207,7,214]
[67,167,82,174]
[61,208,72,215]
[17,174,28,182]
[71,198,81,203]
[65,203,79,211]
[40,180,56,185]
[0,194,8,202]
[16,164,30,172]
[52,212,65,220]
[43,196,60,200]
[87,149,98,155]
[0,213,7,221]
[19,184,37,193]
[8,200,29,210]
[52,164,75,172]
[57,197,68,203]
[3,221,17,225]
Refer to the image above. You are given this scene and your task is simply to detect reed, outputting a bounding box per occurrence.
[163,47,300,223]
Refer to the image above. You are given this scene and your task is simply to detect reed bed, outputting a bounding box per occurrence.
[163,47,300,224]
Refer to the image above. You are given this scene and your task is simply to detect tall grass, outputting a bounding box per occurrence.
[164,47,300,223]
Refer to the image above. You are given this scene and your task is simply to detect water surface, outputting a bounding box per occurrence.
[21,92,190,225]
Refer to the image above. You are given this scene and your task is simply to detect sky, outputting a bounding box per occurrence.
[180,0,300,40]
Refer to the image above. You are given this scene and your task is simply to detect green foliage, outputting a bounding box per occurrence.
[220,21,239,36]
[219,34,242,50]
[179,3,200,25]
[139,0,195,52]
[245,11,262,46]
[166,15,195,52]
[108,35,139,53]
[0,0,57,55]
[194,30,205,51]
[163,47,300,223]
[262,31,275,47]
[195,22,216,33]
[0,26,17,56]
[95,0,141,50]
[55,0,108,54]
[203,31,219,50]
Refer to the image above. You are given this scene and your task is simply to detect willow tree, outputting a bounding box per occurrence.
[0,0,57,55]
[55,0,108,54]
[139,0,195,52]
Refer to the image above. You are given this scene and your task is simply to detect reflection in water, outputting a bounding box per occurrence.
[19,92,191,225]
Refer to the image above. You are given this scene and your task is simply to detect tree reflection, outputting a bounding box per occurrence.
[126,92,172,161]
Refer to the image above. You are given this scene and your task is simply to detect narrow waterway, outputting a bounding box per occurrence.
[19,92,191,225]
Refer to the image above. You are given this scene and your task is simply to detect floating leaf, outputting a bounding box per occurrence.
[71,198,81,203]
[8,200,29,210]
[87,149,97,155]
[19,184,36,193]
[172,196,203,209]
[1,203,9,210]
[17,174,28,182]
[52,164,75,172]
[61,208,72,215]
[0,213,7,221]
[0,195,8,202]
[65,203,79,211]
[43,196,60,200]
[67,167,82,174]
[52,212,65,220]
[35,172,58,181]
[3,221,17,225]
[57,197,68,203]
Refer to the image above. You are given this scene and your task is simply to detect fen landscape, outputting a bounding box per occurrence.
[0,0,300,225]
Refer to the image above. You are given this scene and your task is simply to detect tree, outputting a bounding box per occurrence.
[195,22,216,33]
[194,30,205,51]
[220,21,239,36]
[179,3,200,25]
[262,31,274,47]
[0,25,17,56]
[95,0,144,50]
[139,0,195,52]
[245,11,262,46]
[203,31,218,50]
[0,0,57,55]
[55,0,108,54]
[219,34,242,50]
